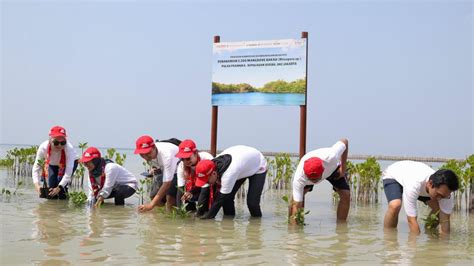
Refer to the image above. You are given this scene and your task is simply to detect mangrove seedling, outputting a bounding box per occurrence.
[282,195,309,225]
[423,210,440,230]
[68,191,88,207]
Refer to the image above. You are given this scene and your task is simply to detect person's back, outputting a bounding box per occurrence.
[218,145,267,185]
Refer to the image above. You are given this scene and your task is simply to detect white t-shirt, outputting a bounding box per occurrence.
[32,140,78,187]
[382,160,454,217]
[177,151,214,187]
[88,163,138,200]
[148,142,179,182]
[292,141,347,202]
[218,145,267,194]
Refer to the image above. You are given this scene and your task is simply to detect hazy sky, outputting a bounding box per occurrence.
[1,0,472,158]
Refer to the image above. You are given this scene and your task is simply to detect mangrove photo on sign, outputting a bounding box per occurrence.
[212,39,307,106]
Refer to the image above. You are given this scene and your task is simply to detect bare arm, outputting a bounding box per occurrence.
[407,216,420,234]
[289,199,304,225]
[138,181,171,212]
[339,138,349,177]
[439,211,450,234]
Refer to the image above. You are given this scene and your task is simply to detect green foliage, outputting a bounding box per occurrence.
[136,179,151,205]
[0,146,38,176]
[171,203,192,219]
[293,208,309,226]
[260,79,306,94]
[348,157,382,204]
[268,153,298,189]
[1,188,12,201]
[423,210,440,230]
[212,78,305,94]
[78,142,88,150]
[68,191,88,207]
[212,82,257,94]
[282,195,308,226]
[105,148,127,166]
[1,181,23,200]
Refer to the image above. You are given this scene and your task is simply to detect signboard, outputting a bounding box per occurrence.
[212,39,307,106]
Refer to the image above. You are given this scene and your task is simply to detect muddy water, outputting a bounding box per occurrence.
[1,181,473,264]
[0,148,473,264]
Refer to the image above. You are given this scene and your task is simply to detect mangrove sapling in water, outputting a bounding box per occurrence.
[282,195,308,225]
[171,203,192,219]
[423,210,440,231]
[347,158,381,204]
[136,179,148,205]
[68,191,88,207]
[1,181,24,201]
[270,153,298,190]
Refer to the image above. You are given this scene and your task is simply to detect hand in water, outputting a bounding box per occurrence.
[94,197,104,208]
[181,192,192,202]
[48,187,61,197]
[138,203,154,212]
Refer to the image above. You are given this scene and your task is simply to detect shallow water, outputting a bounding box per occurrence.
[1,174,473,265]
[0,146,472,264]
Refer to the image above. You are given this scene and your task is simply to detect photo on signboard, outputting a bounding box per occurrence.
[212,39,307,106]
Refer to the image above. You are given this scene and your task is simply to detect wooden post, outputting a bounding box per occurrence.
[299,31,308,159]
[211,35,220,156]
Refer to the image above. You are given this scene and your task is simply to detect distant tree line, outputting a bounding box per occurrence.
[212,78,306,94]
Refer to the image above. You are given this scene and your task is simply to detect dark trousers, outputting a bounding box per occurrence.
[46,159,79,188]
[222,171,267,217]
[107,185,136,205]
[43,160,79,200]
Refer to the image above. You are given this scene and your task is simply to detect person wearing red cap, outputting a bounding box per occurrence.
[289,138,350,224]
[175,139,213,211]
[81,147,138,206]
[134,135,180,212]
[194,145,267,219]
[32,126,78,199]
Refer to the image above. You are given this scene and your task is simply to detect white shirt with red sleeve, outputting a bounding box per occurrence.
[32,140,78,187]
[95,163,138,200]
[292,141,347,202]
[177,151,214,187]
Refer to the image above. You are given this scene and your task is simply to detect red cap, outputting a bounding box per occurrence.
[49,126,67,138]
[134,135,155,154]
[304,157,325,180]
[80,147,101,163]
[195,159,216,187]
[176,139,197,158]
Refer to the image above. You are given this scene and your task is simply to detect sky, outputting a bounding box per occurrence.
[1,0,472,159]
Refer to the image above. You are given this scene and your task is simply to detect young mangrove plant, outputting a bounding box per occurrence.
[171,202,192,219]
[423,210,440,230]
[105,148,127,166]
[282,194,308,226]
[68,191,88,207]
[347,157,381,204]
[266,153,298,190]
[136,179,148,205]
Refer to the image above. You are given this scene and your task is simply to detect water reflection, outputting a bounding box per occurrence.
[32,201,73,265]
[79,205,136,263]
